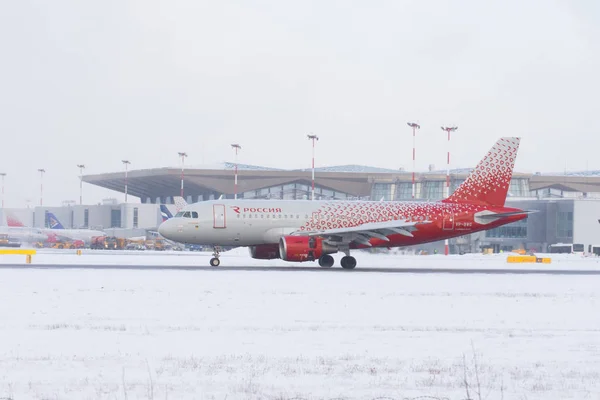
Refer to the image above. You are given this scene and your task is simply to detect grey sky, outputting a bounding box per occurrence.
[1,0,598,207]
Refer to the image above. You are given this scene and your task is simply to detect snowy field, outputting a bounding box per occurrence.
[1,252,600,399]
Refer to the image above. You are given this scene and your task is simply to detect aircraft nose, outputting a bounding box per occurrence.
[158,220,173,239]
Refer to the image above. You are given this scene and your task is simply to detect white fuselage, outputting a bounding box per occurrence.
[0,226,49,243]
[159,200,319,246]
[0,226,105,245]
[49,229,106,244]
[157,199,448,247]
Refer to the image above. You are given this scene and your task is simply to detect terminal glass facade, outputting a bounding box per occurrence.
[485,218,528,239]
[370,177,532,202]
[421,181,445,200]
[508,178,530,197]
[242,183,354,201]
[395,182,415,200]
[372,183,394,201]
[556,211,573,239]
[111,209,121,228]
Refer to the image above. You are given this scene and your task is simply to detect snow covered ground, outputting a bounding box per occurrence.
[0,252,599,399]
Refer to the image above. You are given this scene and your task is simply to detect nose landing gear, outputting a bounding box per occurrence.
[209,246,221,267]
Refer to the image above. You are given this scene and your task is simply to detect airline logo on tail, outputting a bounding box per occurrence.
[161,197,188,222]
[46,212,65,229]
[160,205,174,222]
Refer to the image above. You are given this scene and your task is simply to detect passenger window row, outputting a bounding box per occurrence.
[237,214,309,219]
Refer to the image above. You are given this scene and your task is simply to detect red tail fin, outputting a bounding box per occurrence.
[6,211,25,227]
[443,137,520,207]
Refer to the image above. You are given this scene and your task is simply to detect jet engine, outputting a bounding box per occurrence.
[249,244,281,260]
[279,236,338,262]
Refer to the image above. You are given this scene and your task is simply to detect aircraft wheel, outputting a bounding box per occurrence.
[210,257,221,267]
[318,254,334,268]
[340,256,357,269]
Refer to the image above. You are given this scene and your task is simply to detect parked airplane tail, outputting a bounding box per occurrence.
[46,212,66,229]
[173,196,188,212]
[160,205,174,222]
[443,137,520,207]
[5,210,25,227]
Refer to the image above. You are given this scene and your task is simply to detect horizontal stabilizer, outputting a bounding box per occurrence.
[477,210,538,220]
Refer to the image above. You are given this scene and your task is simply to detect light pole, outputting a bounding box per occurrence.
[122,160,131,203]
[307,134,319,200]
[178,152,187,199]
[0,173,6,208]
[230,144,241,199]
[440,126,458,256]
[77,164,85,205]
[407,122,420,199]
[37,169,45,206]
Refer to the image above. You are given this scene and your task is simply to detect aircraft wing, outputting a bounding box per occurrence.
[290,219,431,247]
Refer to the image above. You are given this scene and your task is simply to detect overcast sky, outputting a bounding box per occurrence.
[1,0,598,207]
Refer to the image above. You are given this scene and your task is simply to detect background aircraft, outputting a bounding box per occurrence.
[45,212,106,245]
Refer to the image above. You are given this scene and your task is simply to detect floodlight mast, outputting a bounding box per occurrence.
[231,144,242,199]
[307,134,319,200]
[122,160,131,203]
[37,169,46,206]
[178,152,188,198]
[77,164,85,205]
[440,126,458,255]
[407,122,421,199]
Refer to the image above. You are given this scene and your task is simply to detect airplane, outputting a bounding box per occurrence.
[0,225,49,244]
[1,210,50,243]
[158,137,533,269]
[45,212,106,245]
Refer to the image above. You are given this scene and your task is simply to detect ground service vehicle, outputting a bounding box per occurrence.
[549,243,584,255]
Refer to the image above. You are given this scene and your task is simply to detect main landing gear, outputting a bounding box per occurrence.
[317,253,357,269]
[318,254,334,268]
[340,255,357,269]
[209,246,221,267]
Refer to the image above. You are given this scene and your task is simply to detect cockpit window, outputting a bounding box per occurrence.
[175,212,184,217]
[191,211,198,219]
[183,211,191,218]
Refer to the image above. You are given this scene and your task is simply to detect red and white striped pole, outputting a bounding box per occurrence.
[307,134,319,200]
[231,144,241,199]
[178,152,188,198]
[37,169,45,206]
[407,122,420,199]
[441,126,458,255]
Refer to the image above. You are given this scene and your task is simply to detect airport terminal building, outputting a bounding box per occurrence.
[4,163,600,253]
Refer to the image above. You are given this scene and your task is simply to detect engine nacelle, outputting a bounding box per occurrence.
[279,236,338,262]
[248,244,281,260]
